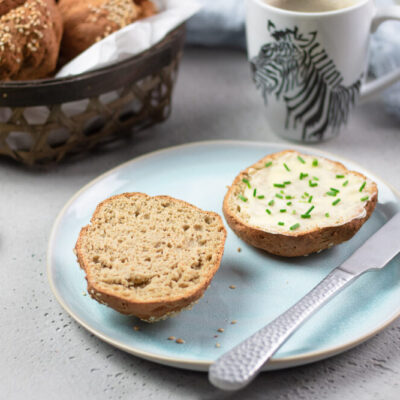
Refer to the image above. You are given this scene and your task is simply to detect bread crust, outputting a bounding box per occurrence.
[75,193,227,321]
[59,0,157,61]
[0,0,63,80]
[223,150,378,257]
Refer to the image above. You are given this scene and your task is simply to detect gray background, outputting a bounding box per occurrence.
[1,48,400,400]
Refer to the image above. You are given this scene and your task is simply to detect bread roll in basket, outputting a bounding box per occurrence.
[0,23,185,165]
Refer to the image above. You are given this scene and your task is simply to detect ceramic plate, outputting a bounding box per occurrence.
[47,141,400,371]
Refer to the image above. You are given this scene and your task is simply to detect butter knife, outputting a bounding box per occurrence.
[209,212,400,391]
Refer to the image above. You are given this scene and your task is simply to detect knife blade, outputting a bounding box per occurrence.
[209,212,400,391]
[340,212,400,274]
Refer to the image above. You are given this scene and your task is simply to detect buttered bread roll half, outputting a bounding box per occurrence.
[223,150,377,257]
[0,0,63,80]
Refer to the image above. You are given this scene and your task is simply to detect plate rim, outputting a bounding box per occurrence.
[47,139,400,371]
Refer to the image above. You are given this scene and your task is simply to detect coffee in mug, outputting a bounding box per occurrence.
[264,0,360,13]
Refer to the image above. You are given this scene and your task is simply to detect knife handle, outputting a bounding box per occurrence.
[208,267,356,391]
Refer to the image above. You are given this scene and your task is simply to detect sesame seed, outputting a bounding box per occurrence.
[229,285,236,289]
[217,328,224,333]
[176,338,185,344]
[231,320,237,325]
[167,336,175,341]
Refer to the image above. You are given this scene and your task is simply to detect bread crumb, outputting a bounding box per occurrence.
[237,247,242,253]
[226,186,230,189]
[2,93,7,98]
[215,343,221,348]
[176,338,185,344]
[75,193,227,321]
[231,320,237,325]
[167,336,176,341]
[229,285,236,289]
[217,328,224,333]
[133,326,140,331]
[82,291,87,296]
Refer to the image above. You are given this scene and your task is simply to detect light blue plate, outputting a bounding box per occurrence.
[47,141,400,371]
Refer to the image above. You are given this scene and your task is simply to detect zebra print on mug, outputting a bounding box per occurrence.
[251,21,362,141]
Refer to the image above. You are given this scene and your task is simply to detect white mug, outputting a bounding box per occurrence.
[246,0,400,142]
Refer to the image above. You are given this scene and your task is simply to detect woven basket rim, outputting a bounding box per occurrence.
[0,24,185,89]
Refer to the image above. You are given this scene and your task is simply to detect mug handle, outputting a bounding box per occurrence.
[360,6,400,102]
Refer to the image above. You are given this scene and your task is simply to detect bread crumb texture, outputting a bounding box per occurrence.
[75,193,226,321]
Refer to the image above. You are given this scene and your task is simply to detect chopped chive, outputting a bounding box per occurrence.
[257,195,265,199]
[336,175,345,179]
[359,182,366,192]
[253,188,257,197]
[301,214,311,219]
[309,180,318,187]
[332,198,341,206]
[313,176,319,181]
[290,223,300,231]
[266,209,271,215]
[361,196,369,202]
[242,178,251,189]
[268,200,275,206]
[274,183,285,188]
[304,192,309,197]
[326,191,337,197]
[297,156,306,164]
[280,190,285,194]
[305,205,315,215]
[342,180,349,187]
[325,213,330,218]
[285,195,293,200]
[308,196,313,203]
[286,202,292,206]
[299,172,309,180]
[238,195,248,202]
[284,181,291,185]
[275,194,283,199]
[280,209,287,213]
[312,159,318,167]
[278,222,285,226]
[265,161,272,168]
[283,163,291,172]
[292,210,297,215]
[330,187,339,193]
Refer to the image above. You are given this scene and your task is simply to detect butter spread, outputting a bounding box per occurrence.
[236,152,373,234]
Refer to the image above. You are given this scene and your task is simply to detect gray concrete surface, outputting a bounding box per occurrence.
[1,48,400,400]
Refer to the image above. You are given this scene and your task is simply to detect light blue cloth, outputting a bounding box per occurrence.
[186,0,246,48]
[369,0,400,120]
[186,0,400,120]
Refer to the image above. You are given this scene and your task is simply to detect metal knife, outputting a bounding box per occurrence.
[209,212,400,391]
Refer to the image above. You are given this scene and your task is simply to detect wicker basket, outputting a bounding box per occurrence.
[0,25,185,165]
